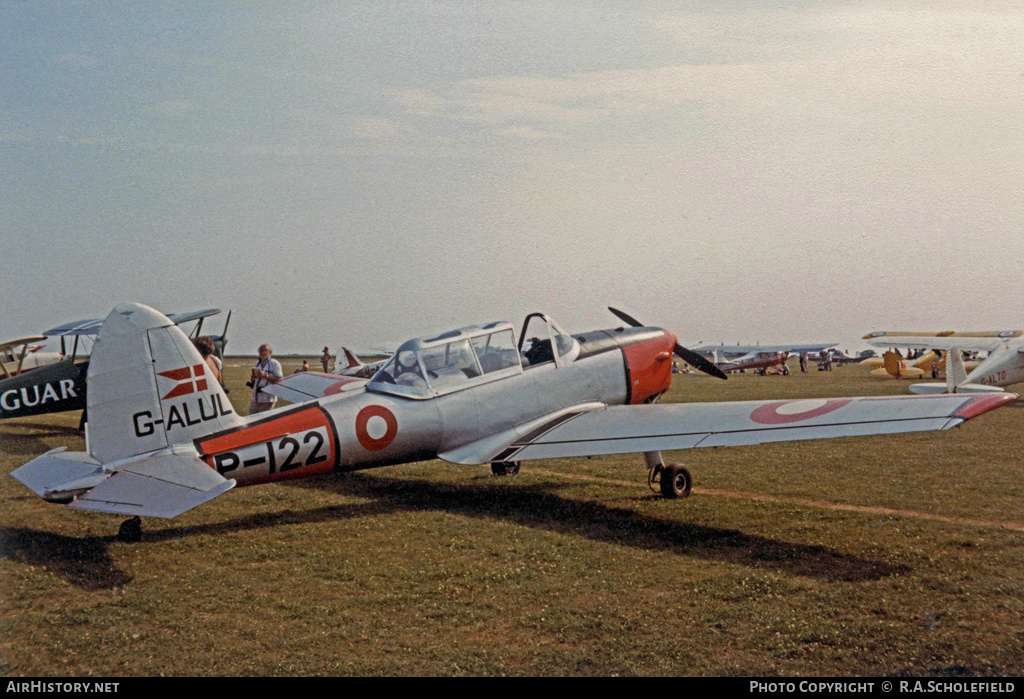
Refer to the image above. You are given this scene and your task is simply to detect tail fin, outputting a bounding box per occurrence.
[339,346,363,371]
[11,304,240,518]
[87,303,244,463]
[883,350,904,377]
[946,347,968,392]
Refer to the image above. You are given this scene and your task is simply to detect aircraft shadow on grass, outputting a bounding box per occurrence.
[1,422,85,457]
[1,527,131,591]
[2,472,908,591]
[280,472,911,583]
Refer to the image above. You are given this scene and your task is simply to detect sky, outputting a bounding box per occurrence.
[2,1,1023,356]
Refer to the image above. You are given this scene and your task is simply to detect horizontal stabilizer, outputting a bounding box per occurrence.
[910,383,1006,395]
[10,448,103,499]
[262,372,366,402]
[12,446,234,518]
[68,448,235,518]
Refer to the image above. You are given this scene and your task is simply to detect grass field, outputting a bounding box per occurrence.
[2,358,1022,676]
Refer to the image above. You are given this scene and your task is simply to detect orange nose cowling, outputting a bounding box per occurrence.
[621,330,676,404]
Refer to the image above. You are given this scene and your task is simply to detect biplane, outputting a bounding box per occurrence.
[0,309,226,423]
[0,336,63,379]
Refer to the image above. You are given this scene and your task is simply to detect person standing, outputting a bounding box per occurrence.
[249,344,283,414]
[321,346,331,372]
[193,336,222,384]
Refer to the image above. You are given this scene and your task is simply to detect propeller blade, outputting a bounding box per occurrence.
[608,307,644,329]
[607,307,727,380]
[673,342,728,380]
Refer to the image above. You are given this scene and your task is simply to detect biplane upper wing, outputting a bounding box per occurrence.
[164,309,221,326]
[440,393,1015,465]
[42,309,221,337]
[0,335,48,353]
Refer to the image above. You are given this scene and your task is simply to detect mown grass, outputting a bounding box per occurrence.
[1,358,1022,676]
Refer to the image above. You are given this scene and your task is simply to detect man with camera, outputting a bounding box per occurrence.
[248,343,283,414]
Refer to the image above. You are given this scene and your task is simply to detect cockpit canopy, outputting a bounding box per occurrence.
[366,314,579,399]
[367,322,522,398]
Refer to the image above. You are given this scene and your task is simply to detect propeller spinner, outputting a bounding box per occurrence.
[608,307,727,380]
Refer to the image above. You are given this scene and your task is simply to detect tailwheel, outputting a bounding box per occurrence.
[655,463,692,499]
[117,516,143,543]
[490,461,521,476]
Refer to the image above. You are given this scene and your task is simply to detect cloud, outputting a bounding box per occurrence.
[350,117,413,140]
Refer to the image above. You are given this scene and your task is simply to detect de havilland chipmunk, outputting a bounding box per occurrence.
[10,303,1016,542]
[864,330,1024,394]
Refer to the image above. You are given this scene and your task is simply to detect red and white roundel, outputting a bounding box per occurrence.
[355,405,398,451]
[750,398,853,425]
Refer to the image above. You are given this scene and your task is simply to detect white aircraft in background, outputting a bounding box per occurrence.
[694,343,838,375]
[332,346,391,378]
[864,330,1024,394]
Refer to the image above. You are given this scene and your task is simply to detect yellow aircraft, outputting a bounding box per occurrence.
[862,331,986,377]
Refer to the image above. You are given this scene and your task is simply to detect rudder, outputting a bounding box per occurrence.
[87,303,243,463]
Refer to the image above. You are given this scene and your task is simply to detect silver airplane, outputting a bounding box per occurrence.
[11,304,1015,542]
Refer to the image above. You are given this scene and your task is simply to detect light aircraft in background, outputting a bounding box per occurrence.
[10,303,1015,542]
[829,349,876,365]
[0,308,227,423]
[698,348,790,374]
[690,341,838,375]
[868,350,932,379]
[864,330,1024,394]
[695,342,839,359]
[607,308,836,375]
[1,336,63,379]
[333,346,391,378]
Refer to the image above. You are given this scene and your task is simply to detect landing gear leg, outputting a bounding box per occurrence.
[117,516,142,543]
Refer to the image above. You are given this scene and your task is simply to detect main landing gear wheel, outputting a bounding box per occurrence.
[651,463,692,499]
[117,516,143,543]
[490,461,521,476]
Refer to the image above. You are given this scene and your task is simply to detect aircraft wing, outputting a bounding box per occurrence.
[164,308,220,325]
[0,335,48,352]
[42,318,106,337]
[42,309,220,337]
[695,343,836,355]
[439,393,1014,465]
[864,331,1022,353]
[260,372,368,403]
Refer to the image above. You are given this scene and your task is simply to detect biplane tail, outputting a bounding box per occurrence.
[11,303,240,519]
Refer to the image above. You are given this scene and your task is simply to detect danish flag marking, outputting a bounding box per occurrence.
[158,363,209,400]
